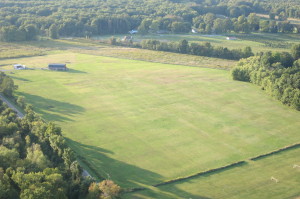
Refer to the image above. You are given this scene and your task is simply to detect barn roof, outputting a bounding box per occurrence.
[48,63,66,67]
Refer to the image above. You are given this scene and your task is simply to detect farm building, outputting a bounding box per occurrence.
[48,63,67,71]
[14,64,26,70]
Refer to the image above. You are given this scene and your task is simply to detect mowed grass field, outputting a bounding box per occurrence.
[5,52,300,191]
[126,147,300,199]
[0,39,236,70]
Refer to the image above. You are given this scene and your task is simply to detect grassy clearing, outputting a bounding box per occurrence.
[125,146,300,199]
[0,39,235,70]
[77,47,236,70]
[256,13,300,25]
[0,38,103,61]
[0,42,46,60]
[4,32,299,72]
[6,52,300,190]
[95,32,300,53]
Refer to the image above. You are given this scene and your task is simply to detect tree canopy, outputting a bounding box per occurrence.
[231,45,300,110]
[1,0,300,41]
[0,74,121,199]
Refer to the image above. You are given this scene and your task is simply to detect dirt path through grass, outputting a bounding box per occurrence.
[0,93,24,117]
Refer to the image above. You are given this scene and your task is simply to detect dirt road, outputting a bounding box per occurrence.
[0,93,24,118]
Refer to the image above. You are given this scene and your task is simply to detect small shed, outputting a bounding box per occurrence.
[14,64,26,70]
[48,63,67,71]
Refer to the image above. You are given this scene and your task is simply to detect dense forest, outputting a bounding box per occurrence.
[231,45,300,110]
[1,0,300,41]
[0,72,121,199]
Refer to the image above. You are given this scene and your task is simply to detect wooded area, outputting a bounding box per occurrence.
[113,38,254,60]
[231,44,300,110]
[0,73,121,199]
[1,0,300,41]
[1,0,300,198]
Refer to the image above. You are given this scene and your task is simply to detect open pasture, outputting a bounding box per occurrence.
[0,42,46,60]
[5,52,300,191]
[125,146,300,199]
[0,39,236,71]
[95,32,300,53]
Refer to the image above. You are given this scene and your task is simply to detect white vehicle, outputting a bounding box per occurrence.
[129,30,138,34]
[13,64,26,70]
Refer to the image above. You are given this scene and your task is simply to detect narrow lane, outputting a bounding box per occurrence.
[0,93,24,118]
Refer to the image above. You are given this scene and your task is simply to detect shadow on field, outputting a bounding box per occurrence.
[19,92,84,121]
[10,76,31,82]
[25,39,84,49]
[66,138,208,199]
[24,39,99,51]
[67,68,87,74]
[66,138,162,186]
[44,68,87,74]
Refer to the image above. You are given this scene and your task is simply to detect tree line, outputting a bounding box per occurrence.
[139,13,298,35]
[111,38,253,60]
[0,72,17,97]
[0,72,121,199]
[1,0,300,41]
[231,45,300,110]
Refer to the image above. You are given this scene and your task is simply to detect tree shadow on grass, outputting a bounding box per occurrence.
[126,162,248,199]
[25,39,99,51]
[26,39,85,50]
[45,68,86,74]
[65,138,162,186]
[10,76,31,82]
[67,68,87,74]
[66,138,209,199]
[18,92,85,122]
[126,189,212,199]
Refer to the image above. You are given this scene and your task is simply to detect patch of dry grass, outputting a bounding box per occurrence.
[74,46,236,70]
[1,39,235,70]
[0,42,46,59]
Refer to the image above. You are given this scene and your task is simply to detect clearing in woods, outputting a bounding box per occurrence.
[5,52,300,193]
[95,32,300,53]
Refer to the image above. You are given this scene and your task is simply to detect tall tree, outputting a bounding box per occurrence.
[291,44,300,60]
[24,24,38,40]
[178,39,189,54]
[49,24,59,39]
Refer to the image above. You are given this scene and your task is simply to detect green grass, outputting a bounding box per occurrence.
[95,32,300,53]
[6,52,300,190]
[256,13,300,26]
[125,147,300,199]
[0,39,235,71]
[80,46,236,69]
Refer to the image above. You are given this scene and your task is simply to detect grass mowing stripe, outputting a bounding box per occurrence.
[6,52,300,189]
[124,142,300,193]
[124,145,300,199]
